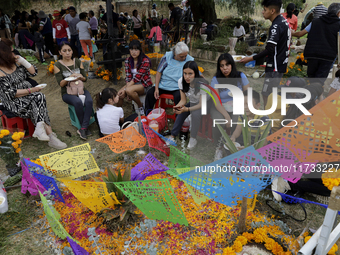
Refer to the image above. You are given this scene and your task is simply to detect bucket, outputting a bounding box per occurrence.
[147,108,166,131]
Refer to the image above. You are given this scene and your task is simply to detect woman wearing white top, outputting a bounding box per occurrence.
[132,10,143,39]
[233,22,246,42]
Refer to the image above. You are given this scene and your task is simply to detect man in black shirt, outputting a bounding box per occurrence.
[240,0,290,106]
[101,4,121,37]
[168,3,182,43]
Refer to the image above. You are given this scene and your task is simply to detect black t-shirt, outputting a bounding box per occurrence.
[266,15,290,73]
[170,7,182,26]
[102,11,119,28]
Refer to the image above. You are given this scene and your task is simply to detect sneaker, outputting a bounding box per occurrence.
[166,136,176,146]
[138,107,145,116]
[86,129,92,137]
[48,133,67,150]
[214,148,223,161]
[271,177,291,202]
[33,122,50,141]
[187,137,197,150]
[77,128,87,140]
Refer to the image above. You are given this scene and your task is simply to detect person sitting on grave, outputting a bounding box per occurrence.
[144,41,194,113]
[54,41,93,140]
[0,39,67,149]
[169,61,231,149]
[117,40,153,116]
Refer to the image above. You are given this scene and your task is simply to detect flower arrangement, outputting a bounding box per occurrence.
[94,66,122,81]
[146,53,164,59]
[0,130,24,168]
[47,61,55,74]
[130,34,138,41]
[80,55,92,72]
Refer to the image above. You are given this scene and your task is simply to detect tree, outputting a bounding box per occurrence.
[226,0,257,17]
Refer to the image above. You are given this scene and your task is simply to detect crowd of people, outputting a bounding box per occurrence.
[0,1,338,165]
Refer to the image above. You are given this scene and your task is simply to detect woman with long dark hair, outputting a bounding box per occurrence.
[0,39,66,149]
[211,53,249,160]
[54,41,93,140]
[169,61,231,149]
[282,3,298,31]
[117,40,152,115]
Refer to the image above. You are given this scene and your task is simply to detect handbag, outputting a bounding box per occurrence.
[59,59,85,96]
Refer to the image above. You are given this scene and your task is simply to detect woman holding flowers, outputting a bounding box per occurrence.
[117,40,152,115]
[54,41,93,140]
[0,39,67,149]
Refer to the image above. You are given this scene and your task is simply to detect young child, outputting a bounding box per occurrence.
[328,69,340,97]
[52,10,70,46]
[240,0,290,107]
[230,90,270,146]
[76,12,93,58]
[32,24,45,63]
[95,88,124,136]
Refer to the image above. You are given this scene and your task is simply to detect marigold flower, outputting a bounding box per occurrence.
[103,75,110,81]
[222,247,236,255]
[272,242,284,255]
[198,66,204,73]
[16,148,21,153]
[264,238,275,250]
[235,236,247,245]
[1,129,9,135]
[298,68,302,71]
[16,140,22,145]
[90,62,94,68]
[242,232,254,241]
[232,240,243,253]
[304,236,311,243]
[254,228,267,243]
[12,134,20,141]
[328,243,338,254]
[12,142,18,149]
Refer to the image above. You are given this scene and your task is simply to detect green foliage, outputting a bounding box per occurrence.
[234,41,249,55]
[218,113,271,153]
[283,63,307,78]
[102,165,131,201]
[4,174,22,187]
[227,0,257,17]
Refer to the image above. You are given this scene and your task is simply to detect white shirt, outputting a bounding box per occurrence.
[330,77,340,91]
[131,68,137,79]
[151,9,157,18]
[178,77,209,104]
[233,25,246,37]
[97,104,124,135]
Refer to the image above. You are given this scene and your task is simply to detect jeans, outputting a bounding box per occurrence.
[18,29,35,49]
[307,59,334,85]
[171,102,201,138]
[144,87,181,115]
[56,37,68,47]
[70,34,82,58]
[62,90,93,129]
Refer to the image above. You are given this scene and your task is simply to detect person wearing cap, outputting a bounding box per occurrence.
[52,10,70,46]
[151,4,158,18]
[313,2,328,19]
[88,10,98,39]
[64,6,82,58]
[233,22,246,41]
[240,0,290,108]
[38,10,56,60]
[265,76,307,133]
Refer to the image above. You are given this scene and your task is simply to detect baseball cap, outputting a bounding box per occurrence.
[53,10,61,17]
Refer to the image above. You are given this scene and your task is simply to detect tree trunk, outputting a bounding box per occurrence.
[190,0,217,25]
